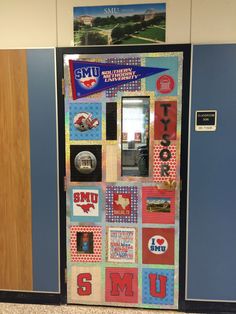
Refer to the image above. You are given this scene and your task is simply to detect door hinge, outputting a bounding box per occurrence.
[62,78,65,95]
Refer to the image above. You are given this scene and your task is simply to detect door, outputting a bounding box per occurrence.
[58,45,190,309]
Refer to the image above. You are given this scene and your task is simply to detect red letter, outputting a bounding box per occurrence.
[161,164,170,176]
[77,273,92,296]
[110,273,133,296]
[74,192,80,203]
[90,192,98,203]
[80,192,90,202]
[149,274,167,298]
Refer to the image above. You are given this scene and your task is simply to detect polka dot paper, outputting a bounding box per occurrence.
[105,185,138,223]
[142,268,174,305]
[70,226,102,262]
[105,57,141,98]
[153,144,176,183]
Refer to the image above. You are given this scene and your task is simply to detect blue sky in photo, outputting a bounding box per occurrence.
[74,3,166,18]
[147,197,170,202]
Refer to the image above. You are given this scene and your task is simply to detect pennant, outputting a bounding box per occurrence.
[69,60,168,99]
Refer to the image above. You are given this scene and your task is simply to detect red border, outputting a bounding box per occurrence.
[69,59,77,100]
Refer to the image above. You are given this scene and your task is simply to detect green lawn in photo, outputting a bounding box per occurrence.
[93,24,115,30]
[74,31,84,45]
[137,26,166,42]
[119,36,154,44]
[74,30,108,45]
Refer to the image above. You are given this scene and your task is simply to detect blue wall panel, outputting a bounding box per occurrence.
[27,49,59,292]
[187,44,236,301]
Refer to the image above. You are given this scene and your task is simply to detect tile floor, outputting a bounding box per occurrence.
[0,303,195,314]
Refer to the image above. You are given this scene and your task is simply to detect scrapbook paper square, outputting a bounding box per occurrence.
[142,228,175,265]
[69,103,102,140]
[70,226,102,262]
[69,265,102,303]
[105,267,138,303]
[145,56,178,97]
[142,187,175,224]
[70,186,102,222]
[142,268,174,305]
[153,144,176,183]
[105,185,138,223]
[154,100,177,140]
[107,227,137,263]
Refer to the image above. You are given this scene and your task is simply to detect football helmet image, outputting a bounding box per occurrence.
[73,112,99,132]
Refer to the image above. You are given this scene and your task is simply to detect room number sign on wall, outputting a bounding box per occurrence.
[195,110,217,131]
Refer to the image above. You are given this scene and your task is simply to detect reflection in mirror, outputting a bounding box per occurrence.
[121,97,149,177]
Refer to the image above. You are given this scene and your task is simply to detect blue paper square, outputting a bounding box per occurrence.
[145,56,178,97]
[142,268,174,305]
[69,103,102,140]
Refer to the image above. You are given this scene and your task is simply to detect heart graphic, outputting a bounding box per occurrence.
[157,238,164,245]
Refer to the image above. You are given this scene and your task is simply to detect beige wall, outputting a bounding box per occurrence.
[0,0,57,48]
[191,0,236,43]
[0,0,235,48]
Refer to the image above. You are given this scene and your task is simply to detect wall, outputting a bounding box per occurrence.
[0,0,235,48]
[186,44,236,303]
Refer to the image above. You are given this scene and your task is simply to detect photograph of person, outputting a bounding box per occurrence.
[77,232,94,254]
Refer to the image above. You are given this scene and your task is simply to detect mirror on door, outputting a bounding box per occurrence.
[121,97,150,177]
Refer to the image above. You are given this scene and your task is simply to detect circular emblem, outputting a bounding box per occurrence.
[74,151,97,174]
[156,75,175,94]
[73,112,99,132]
[148,235,168,255]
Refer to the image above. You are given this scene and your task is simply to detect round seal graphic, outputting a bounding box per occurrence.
[148,235,168,255]
[74,151,97,174]
[156,75,175,94]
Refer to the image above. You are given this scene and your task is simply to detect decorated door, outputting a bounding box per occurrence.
[61,45,190,309]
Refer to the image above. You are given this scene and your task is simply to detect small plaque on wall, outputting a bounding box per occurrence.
[195,110,217,131]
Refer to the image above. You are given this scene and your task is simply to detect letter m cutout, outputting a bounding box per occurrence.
[105,268,138,303]
[110,273,134,296]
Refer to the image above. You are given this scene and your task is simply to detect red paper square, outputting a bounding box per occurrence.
[142,187,175,224]
[113,193,131,216]
[154,100,177,140]
[105,267,138,303]
[142,228,175,265]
